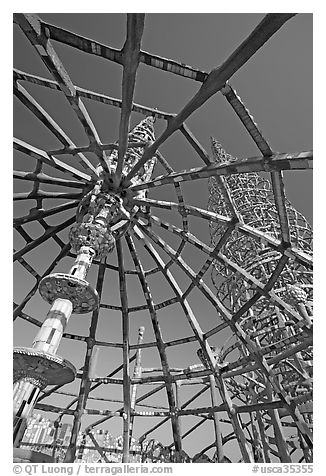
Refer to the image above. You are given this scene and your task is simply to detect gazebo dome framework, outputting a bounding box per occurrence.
[13,13,312,463]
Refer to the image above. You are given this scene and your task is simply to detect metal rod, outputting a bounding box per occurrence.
[115,14,145,181]
[129,327,145,445]
[209,374,224,462]
[116,239,131,463]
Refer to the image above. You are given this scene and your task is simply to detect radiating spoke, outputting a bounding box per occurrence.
[14,80,98,176]
[133,223,313,447]
[64,263,106,463]
[14,215,75,261]
[270,171,291,244]
[14,14,110,173]
[14,170,84,188]
[13,243,71,320]
[221,84,273,156]
[14,138,92,182]
[125,233,182,452]
[116,238,132,461]
[130,151,313,192]
[132,197,313,268]
[132,224,255,461]
[14,190,83,201]
[14,68,174,120]
[135,216,309,327]
[115,14,145,181]
[14,201,78,226]
[124,14,296,181]
[36,18,208,81]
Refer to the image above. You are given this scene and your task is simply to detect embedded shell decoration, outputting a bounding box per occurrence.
[39,273,99,313]
[13,347,77,386]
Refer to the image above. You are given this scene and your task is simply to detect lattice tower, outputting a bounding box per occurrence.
[13,13,313,464]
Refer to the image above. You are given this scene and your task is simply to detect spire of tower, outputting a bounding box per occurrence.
[210,137,237,165]
[207,139,313,431]
[128,115,156,144]
[97,115,157,181]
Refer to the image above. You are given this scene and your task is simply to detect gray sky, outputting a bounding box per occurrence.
[13,13,312,460]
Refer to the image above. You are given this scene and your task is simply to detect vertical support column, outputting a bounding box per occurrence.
[32,299,73,354]
[246,377,271,463]
[13,378,45,421]
[197,347,253,463]
[117,239,131,463]
[13,414,27,448]
[51,420,60,461]
[256,410,271,463]
[216,374,254,462]
[76,433,87,462]
[69,246,95,280]
[14,116,158,457]
[250,412,264,462]
[64,341,93,463]
[64,265,105,463]
[298,433,312,463]
[174,380,182,451]
[13,298,74,448]
[129,327,144,446]
[209,374,224,462]
[265,381,291,462]
[89,347,99,379]
[13,245,96,448]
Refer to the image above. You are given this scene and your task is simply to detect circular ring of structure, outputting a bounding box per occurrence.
[13,347,77,386]
[38,273,99,313]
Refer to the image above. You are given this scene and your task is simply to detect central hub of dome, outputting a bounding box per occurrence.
[69,188,127,258]
[96,115,156,193]
[70,116,157,258]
